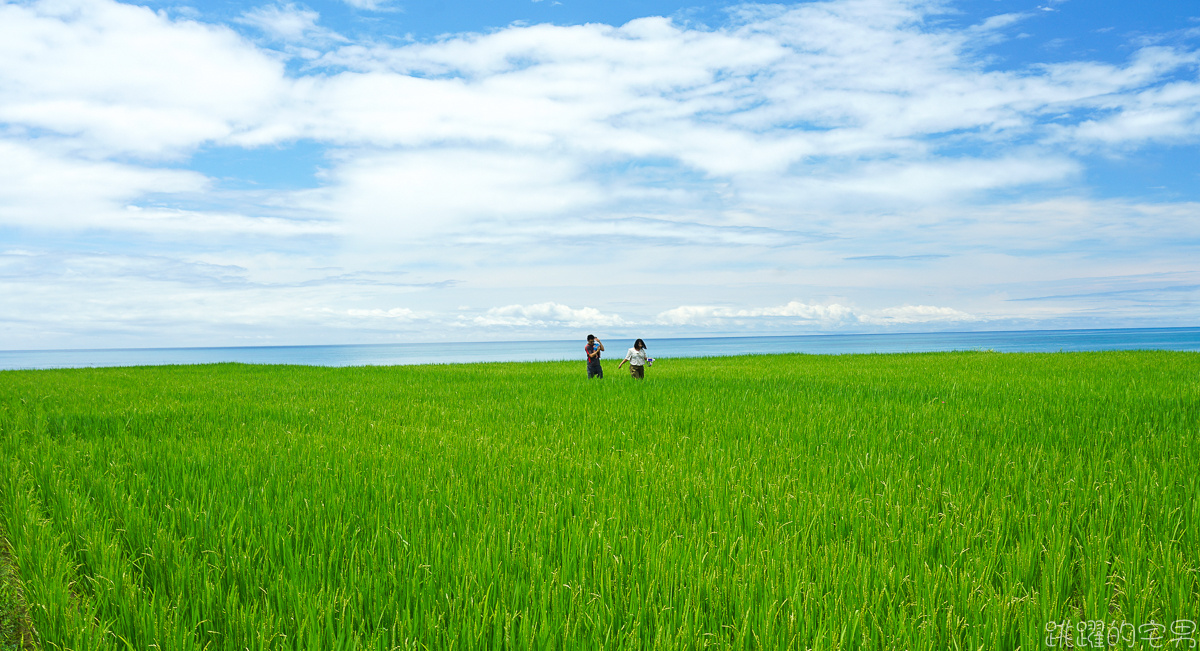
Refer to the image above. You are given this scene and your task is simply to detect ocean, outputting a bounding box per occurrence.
[1,327,1198,371]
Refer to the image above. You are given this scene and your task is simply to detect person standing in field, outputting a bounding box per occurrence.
[616,338,649,379]
[585,334,604,379]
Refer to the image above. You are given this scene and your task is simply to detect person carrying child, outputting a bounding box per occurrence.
[585,334,604,378]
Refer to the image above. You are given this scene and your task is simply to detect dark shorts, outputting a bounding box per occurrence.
[587,360,603,378]
[630,365,644,379]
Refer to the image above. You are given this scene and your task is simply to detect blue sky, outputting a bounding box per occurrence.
[1,0,1198,349]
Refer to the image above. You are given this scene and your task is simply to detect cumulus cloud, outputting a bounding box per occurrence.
[5,0,1195,159]
[5,0,1198,231]
[0,0,286,157]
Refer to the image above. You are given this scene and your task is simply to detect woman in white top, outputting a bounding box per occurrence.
[616,339,649,379]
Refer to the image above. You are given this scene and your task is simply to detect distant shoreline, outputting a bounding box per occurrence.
[4,325,1199,354]
[2,326,1198,371]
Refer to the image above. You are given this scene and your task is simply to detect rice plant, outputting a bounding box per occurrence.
[0,351,1196,649]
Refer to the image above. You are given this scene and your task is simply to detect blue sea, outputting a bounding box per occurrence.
[1,327,1197,371]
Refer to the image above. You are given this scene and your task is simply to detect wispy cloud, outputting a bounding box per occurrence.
[1010,285,1200,302]
[845,254,949,261]
[339,0,393,12]
[469,303,627,328]
[237,3,324,41]
[656,301,979,327]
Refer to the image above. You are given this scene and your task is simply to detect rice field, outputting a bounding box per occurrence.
[0,350,1197,649]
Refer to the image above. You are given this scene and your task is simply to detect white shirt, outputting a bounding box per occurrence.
[623,347,648,366]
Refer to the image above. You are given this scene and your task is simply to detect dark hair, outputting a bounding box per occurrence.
[634,338,646,350]
[587,334,595,341]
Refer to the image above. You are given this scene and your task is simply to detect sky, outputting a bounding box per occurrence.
[1,0,1198,350]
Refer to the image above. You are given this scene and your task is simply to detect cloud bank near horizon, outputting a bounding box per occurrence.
[1,0,1198,348]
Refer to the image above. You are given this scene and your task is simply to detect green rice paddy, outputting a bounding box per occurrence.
[1,351,1197,649]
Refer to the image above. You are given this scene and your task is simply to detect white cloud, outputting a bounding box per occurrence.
[0,140,205,226]
[339,0,391,11]
[1066,87,1200,147]
[7,0,1196,183]
[657,302,855,326]
[4,0,1196,169]
[306,148,606,240]
[0,0,288,158]
[237,3,323,42]
[859,304,979,325]
[236,2,347,45]
[970,13,1028,34]
[0,140,336,235]
[345,307,421,320]
[471,302,627,328]
[763,155,1082,209]
[656,301,978,327]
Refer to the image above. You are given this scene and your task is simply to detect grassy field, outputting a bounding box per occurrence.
[0,351,1197,649]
